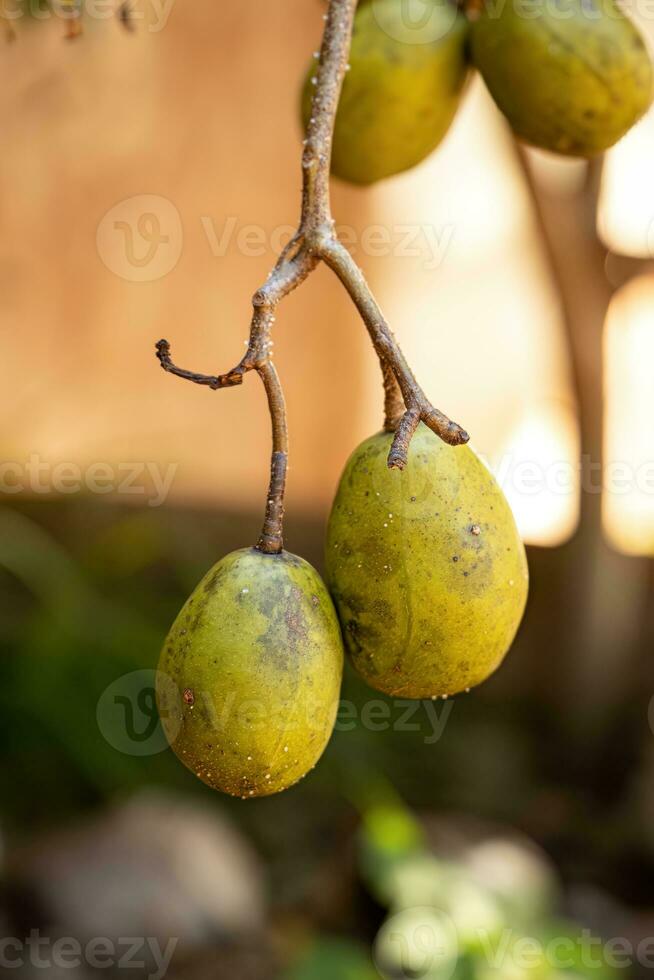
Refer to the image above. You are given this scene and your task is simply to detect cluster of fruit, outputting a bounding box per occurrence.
[152,0,654,801]
[302,0,654,184]
[157,426,528,798]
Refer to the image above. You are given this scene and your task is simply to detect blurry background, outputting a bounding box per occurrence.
[1,0,654,978]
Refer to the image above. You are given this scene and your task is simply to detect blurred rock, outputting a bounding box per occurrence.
[419,813,559,928]
[6,790,265,953]
[464,835,559,925]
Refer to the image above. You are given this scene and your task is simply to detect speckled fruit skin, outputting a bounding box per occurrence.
[471,0,653,157]
[302,0,469,184]
[325,426,528,699]
[156,548,344,798]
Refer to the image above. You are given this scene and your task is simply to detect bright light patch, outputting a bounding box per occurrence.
[490,403,580,548]
[598,110,654,258]
[603,275,654,556]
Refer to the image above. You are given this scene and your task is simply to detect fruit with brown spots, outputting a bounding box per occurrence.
[157,548,344,798]
[325,424,528,698]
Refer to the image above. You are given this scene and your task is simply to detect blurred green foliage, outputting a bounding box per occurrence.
[0,506,189,823]
[358,798,620,979]
[285,939,378,980]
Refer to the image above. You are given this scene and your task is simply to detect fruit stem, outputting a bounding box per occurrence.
[256,361,288,555]
[320,237,469,460]
[155,0,469,545]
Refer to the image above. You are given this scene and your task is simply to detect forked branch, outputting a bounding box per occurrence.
[156,0,468,554]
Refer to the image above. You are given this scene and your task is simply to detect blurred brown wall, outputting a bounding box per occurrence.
[0,0,380,519]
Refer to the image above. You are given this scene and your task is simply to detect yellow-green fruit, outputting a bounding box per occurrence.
[325,426,528,698]
[302,0,470,184]
[470,0,653,156]
[157,548,344,798]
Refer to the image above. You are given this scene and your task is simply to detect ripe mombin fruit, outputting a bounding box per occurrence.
[326,424,528,699]
[470,0,653,157]
[157,548,344,798]
[302,0,470,184]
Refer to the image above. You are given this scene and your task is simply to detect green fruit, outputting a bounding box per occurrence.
[157,548,344,798]
[302,0,470,184]
[325,425,528,698]
[470,0,653,156]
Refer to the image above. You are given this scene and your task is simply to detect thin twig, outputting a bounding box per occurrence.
[156,0,468,553]
[319,238,469,453]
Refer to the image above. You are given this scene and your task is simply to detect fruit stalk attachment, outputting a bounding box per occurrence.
[155,0,468,553]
